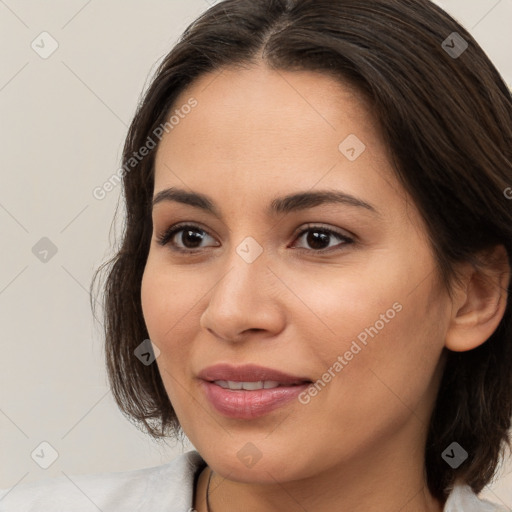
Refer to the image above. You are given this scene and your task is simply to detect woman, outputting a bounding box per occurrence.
[2,0,511,510]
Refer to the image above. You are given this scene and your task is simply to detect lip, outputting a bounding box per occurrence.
[200,380,311,419]
[198,364,312,419]
[197,363,311,385]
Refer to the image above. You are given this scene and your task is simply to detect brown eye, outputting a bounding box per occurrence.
[156,224,218,252]
[291,226,354,252]
[156,223,354,255]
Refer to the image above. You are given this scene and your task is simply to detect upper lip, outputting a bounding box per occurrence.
[198,364,311,385]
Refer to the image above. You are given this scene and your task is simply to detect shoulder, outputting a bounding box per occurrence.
[443,480,509,512]
[0,450,206,512]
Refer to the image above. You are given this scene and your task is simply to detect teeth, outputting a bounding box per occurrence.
[213,380,282,390]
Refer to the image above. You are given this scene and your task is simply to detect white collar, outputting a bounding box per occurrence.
[442,478,508,511]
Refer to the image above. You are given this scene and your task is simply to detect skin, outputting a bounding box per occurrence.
[140,63,510,512]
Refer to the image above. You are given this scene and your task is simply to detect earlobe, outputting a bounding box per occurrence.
[445,245,510,353]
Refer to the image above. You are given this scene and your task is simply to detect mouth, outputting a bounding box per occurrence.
[198,363,312,386]
[210,379,309,390]
[197,364,313,419]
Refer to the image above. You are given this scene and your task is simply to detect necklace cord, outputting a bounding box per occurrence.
[206,467,213,512]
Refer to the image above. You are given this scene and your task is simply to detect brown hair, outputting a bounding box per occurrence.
[91,0,512,502]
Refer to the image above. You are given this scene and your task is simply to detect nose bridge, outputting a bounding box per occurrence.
[200,235,282,340]
[213,234,268,306]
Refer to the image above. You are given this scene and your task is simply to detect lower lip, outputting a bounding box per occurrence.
[200,380,310,419]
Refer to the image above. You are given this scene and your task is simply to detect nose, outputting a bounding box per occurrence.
[199,248,286,343]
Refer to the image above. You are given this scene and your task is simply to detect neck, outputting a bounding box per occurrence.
[194,437,445,512]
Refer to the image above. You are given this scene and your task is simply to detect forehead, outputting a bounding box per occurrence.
[151,65,417,228]
[172,65,371,137]
[155,65,384,175]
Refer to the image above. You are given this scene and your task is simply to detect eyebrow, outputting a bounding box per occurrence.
[152,187,379,217]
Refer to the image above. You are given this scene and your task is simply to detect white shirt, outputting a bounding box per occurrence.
[0,450,508,511]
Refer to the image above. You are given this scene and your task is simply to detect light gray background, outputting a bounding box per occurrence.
[1,0,511,507]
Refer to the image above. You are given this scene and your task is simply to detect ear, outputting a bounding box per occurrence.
[445,245,510,352]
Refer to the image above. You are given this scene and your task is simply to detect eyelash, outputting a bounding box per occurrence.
[156,223,354,255]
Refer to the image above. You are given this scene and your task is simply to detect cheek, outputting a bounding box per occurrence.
[141,256,194,332]
[140,261,198,360]
[285,265,401,354]
[140,262,197,406]
[289,255,446,390]
[140,263,165,339]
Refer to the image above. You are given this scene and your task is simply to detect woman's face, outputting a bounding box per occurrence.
[141,64,452,484]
